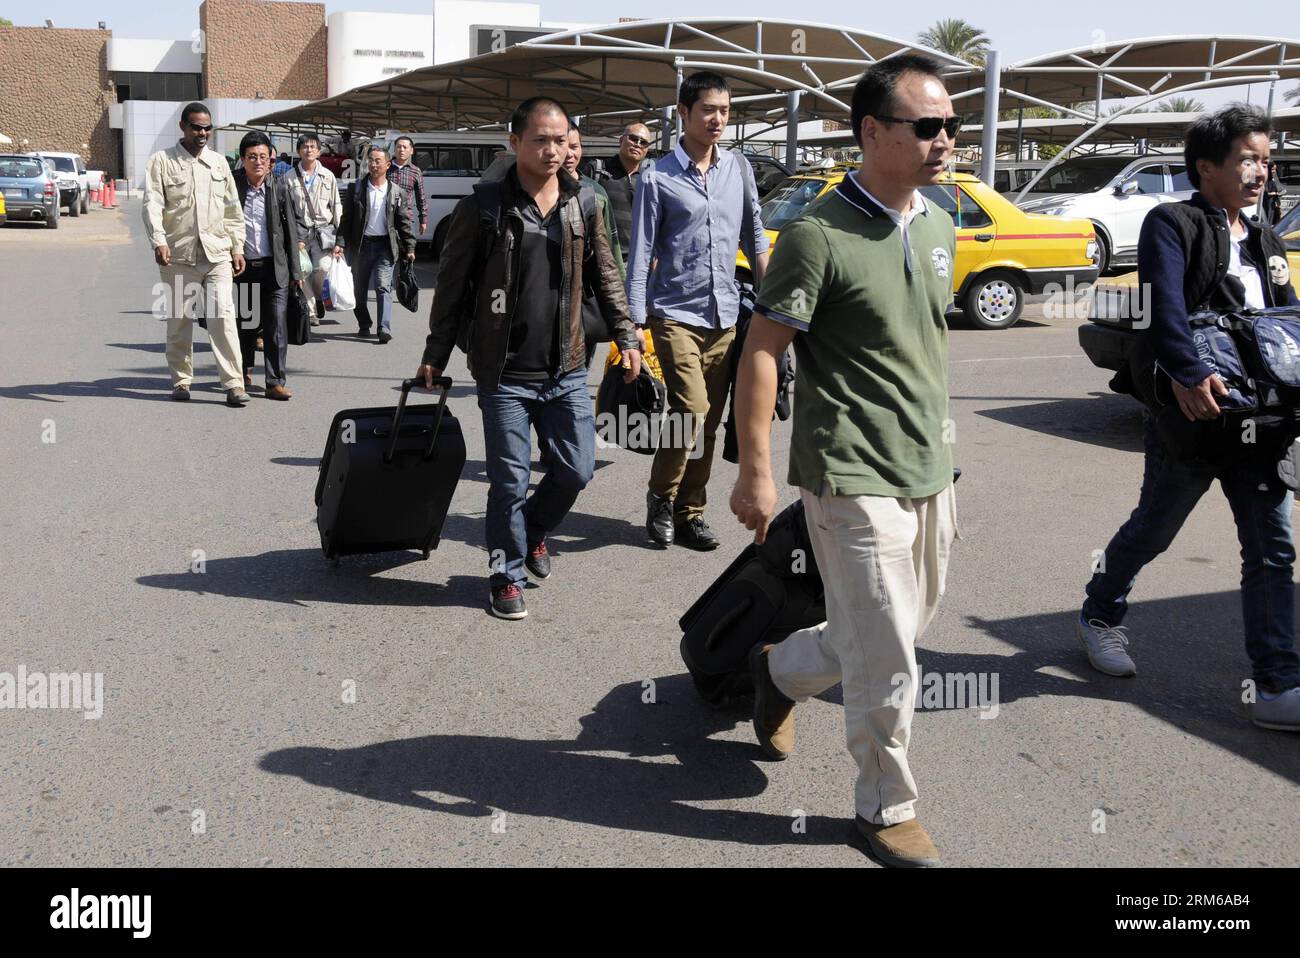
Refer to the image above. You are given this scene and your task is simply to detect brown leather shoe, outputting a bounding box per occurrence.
[749,644,795,760]
[856,817,941,868]
[265,384,292,401]
[243,372,254,388]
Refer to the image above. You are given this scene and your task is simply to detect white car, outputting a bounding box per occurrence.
[1014,154,1192,274]
[34,151,90,217]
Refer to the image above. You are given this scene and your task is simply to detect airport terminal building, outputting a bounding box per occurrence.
[0,0,588,184]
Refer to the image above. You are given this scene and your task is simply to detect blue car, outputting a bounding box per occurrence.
[0,153,61,228]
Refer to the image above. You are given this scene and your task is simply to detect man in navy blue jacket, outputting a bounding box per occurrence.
[1078,105,1300,731]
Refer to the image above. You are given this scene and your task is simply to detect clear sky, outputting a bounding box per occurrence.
[9,0,1297,106]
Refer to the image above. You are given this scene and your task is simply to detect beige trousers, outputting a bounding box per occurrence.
[160,254,242,390]
[647,318,735,518]
[768,484,957,826]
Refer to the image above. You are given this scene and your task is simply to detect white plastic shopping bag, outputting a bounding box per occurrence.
[325,257,356,311]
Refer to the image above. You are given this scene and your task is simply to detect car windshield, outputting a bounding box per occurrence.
[760,177,828,230]
[45,156,76,173]
[1279,204,1300,253]
[1026,157,1133,194]
[0,158,44,178]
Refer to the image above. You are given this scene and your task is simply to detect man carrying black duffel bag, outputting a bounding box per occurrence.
[1079,105,1300,731]
[414,96,641,621]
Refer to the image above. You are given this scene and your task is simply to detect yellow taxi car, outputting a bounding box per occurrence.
[739,166,1099,329]
[0,191,6,226]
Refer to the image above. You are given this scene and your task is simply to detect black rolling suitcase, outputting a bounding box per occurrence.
[314,377,466,560]
[679,500,826,706]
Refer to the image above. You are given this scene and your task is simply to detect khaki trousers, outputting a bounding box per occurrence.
[768,484,957,826]
[160,254,242,390]
[647,318,735,519]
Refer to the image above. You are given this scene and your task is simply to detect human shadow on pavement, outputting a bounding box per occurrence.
[975,392,1145,453]
[0,375,179,404]
[108,341,210,354]
[964,591,1300,785]
[137,547,484,610]
[436,507,645,554]
[259,674,847,847]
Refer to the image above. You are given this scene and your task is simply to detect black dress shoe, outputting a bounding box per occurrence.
[675,515,720,551]
[646,491,674,547]
[358,325,372,338]
[378,330,392,344]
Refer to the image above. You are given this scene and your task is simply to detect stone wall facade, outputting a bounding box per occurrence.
[0,26,118,177]
[200,0,327,100]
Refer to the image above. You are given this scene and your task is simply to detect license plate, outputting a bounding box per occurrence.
[3,189,20,197]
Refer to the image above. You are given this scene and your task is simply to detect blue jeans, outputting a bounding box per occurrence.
[1083,415,1300,693]
[352,238,393,333]
[477,368,596,588]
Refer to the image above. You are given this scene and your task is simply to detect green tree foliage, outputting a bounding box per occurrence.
[917,19,991,67]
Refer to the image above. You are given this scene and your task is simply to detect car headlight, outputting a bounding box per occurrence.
[1086,241,1099,262]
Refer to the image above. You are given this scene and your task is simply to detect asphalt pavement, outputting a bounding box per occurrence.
[0,196,1296,867]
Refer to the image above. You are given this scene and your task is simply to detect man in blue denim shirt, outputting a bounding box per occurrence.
[1079,105,1300,731]
[626,71,770,551]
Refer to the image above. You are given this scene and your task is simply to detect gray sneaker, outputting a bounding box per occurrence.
[1251,687,1300,731]
[1078,616,1136,677]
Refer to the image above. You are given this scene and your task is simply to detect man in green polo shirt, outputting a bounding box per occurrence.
[730,54,960,868]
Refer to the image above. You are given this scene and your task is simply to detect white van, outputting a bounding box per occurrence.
[370,129,620,254]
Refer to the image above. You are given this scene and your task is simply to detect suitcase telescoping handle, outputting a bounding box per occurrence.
[386,377,454,464]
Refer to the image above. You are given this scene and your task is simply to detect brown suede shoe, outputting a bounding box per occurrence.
[856,816,941,868]
[749,644,795,760]
[265,384,292,401]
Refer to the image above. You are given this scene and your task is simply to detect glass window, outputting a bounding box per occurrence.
[759,177,827,230]
[992,170,1010,193]
[1027,156,1132,193]
[1169,165,1191,191]
[1278,204,1300,252]
[919,184,993,230]
[1132,166,1167,194]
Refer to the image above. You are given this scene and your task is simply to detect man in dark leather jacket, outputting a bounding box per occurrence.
[415,96,642,621]
[1078,105,1300,731]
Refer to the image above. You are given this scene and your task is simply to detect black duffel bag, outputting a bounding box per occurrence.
[595,364,667,455]
[287,283,313,346]
[1151,308,1300,464]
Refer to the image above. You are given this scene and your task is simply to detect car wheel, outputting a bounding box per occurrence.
[80,191,89,214]
[46,209,59,230]
[67,194,79,217]
[964,270,1025,330]
[1093,230,1111,275]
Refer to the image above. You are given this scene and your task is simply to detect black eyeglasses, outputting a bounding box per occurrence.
[623,134,651,147]
[872,115,962,140]
[188,123,213,133]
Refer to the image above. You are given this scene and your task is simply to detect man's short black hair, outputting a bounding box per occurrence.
[238,131,273,157]
[678,71,730,111]
[394,135,414,149]
[368,143,389,157]
[1184,104,1272,188]
[567,118,581,135]
[509,97,570,136]
[180,102,211,125]
[849,54,946,149]
[295,132,321,151]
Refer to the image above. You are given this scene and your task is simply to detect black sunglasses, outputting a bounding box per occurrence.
[623,133,651,147]
[188,123,213,133]
[872,115,962,140]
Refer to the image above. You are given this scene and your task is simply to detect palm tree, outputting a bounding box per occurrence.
[1155,97,1206,113]
[917,19,991,67]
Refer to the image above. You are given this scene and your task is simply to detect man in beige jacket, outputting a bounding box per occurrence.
[283,132,343,323]
[143,102,249,406]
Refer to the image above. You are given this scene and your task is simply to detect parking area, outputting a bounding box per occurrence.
[0,194,1296,869]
